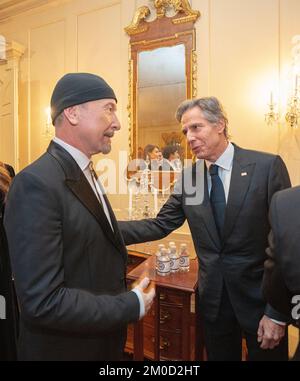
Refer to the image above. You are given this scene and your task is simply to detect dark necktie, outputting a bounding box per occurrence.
[89,161,116,232]
[209,164,226,237]
[88,161,103,208]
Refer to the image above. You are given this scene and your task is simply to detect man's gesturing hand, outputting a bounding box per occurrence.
[134,276,156,316]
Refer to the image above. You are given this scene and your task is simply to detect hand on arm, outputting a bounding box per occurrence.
[257,315,286,349]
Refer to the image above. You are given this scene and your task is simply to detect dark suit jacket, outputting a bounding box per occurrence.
[119,144,291,333]
[263,186,300,360]
[4,142,140,361]
[0,164,18,361]
[263,186,300,319]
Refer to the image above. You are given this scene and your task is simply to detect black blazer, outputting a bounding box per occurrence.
[0,164,18,361]
[4,142,140,361]
[263,186,300,318]
[263,186,300,360]
[119,144,291,333]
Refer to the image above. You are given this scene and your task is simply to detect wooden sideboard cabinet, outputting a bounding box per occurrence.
[125,255,205,361]
[126,251,147,274]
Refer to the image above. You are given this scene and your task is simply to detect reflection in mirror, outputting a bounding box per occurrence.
[138,44,186,162]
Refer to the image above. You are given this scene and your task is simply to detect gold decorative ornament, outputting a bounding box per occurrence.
[124,6,150,36]
[153,0,200,23]
[125,1,200,36]
[127,58,133,160]
[192,50,197,98]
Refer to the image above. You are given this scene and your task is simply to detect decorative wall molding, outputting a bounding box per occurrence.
[0,39,25,171]
[0,0,55,22]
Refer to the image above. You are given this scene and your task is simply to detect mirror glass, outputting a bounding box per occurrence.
[137,44,186,161]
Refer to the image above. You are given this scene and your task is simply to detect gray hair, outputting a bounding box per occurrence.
[175,97,229,139]
[53,103,87,127]
[54,112,64,126]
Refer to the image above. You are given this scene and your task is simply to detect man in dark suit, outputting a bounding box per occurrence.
[4,73,155,361]
[263,186,300,360]
[118,97,291,361]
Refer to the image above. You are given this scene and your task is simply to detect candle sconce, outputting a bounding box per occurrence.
[125,163,179,220]
[285,76,300,129]
[265,36,300,129]
[265,77,300,129]
[265,93,279,126]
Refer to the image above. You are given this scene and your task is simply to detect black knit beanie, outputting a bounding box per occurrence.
[50,73,117,124]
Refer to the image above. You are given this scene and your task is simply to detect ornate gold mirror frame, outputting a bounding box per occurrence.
[125,0,200,161]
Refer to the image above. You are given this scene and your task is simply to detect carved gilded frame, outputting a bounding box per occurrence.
[125,1,200,160]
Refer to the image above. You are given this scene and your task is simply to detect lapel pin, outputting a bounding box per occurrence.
[241,172,247,176]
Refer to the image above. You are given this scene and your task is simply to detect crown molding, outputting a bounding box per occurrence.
[0,0,55,22]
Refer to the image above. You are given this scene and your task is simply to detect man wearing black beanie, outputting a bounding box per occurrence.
[4,73,155,361]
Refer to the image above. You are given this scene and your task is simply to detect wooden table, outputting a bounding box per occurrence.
[127,255,205,361]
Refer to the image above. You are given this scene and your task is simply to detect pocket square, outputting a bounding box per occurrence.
[241,172,247,176]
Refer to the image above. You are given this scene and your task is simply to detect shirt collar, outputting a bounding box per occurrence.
[206,142,234,171]
[53,137,90,171]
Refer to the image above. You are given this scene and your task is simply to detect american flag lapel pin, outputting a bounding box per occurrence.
[241,172,247,176]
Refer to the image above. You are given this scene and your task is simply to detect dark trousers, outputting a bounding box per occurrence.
[203,287,289,361]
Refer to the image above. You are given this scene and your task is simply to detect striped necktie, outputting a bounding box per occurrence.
[88,161,103,207]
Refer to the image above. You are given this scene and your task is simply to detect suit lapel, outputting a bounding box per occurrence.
[102,193,119,233]
[98,184,128,255]
[222,146,255,243]
[65,175,119,249]
[47,141,125,255]
[102,193,128,254]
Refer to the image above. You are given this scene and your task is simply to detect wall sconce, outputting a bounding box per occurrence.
[265,92,279,126]
[285,75,300,129]
[43,106,54,137]
[265,35,300,129]
[285,35,300,128]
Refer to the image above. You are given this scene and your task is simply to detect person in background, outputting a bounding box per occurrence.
[142,144,161,171]
[263,186,300,360]
[4,73,155,361]
[0,162,18,360]
[137,146,144,160]
[153,148,173,172]
[143,144,160,161]
[119,96,291,361]
[162,145,182,171]
[157,150,163,164]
